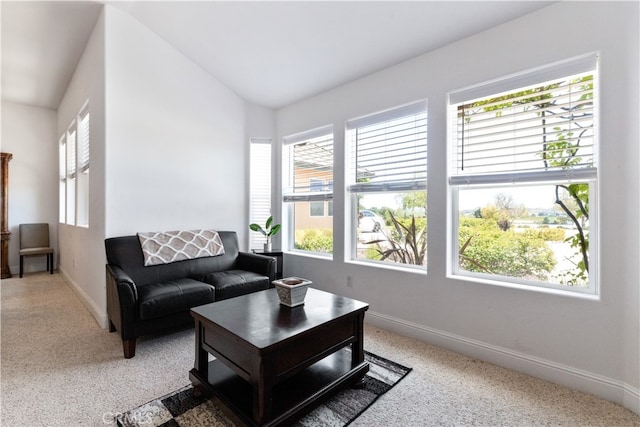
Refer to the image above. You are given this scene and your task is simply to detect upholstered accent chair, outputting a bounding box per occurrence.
[19,223,54,277]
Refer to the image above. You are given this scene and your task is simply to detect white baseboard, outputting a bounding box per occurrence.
[8,263,50,276]
[365,310,640,416]
[58,268,110,330]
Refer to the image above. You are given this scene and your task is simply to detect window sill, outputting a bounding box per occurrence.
[284,249,333,261]
[448,273,600,301]
[346,259,427,276]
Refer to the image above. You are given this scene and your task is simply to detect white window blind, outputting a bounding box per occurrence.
[59,135,66,223]
[449,52,598,105]
[59,136,66,181]
[249,138,272,250]
[66,127,77,178]
[77,108,90,172]
[347,101,427,193]
[66,126,77,225]
[59,100,90,227]
[283,128,333,202]
[450,55,597,185]
[447,56,598,293]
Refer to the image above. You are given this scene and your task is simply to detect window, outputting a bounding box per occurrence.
[249,138,272,251]
[309,179,333,217]
[65,124,76,225]
[283,127,333,255]
[346,101,427,268]
[59,101,90,227]
[58,135,66,223]
[76,105,90,227]
[309,179,325,217]
[448,54,598,293]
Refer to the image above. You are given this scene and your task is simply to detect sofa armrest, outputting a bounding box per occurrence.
[107,264,137,297]
[106,264,139,340]
[236,252,276,283]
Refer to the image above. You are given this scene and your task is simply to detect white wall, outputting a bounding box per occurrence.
[276,2,639,412]
[104,6,247,243]
[56,9,106,324]
[53,5,251,328]
[1,101,58,274]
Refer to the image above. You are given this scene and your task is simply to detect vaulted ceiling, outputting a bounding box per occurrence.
[1,1,555,110]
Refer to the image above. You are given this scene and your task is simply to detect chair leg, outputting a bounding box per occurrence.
[49,254,54,274]
[19,255,23,278]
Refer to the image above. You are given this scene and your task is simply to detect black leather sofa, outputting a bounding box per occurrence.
[105,230,275,358]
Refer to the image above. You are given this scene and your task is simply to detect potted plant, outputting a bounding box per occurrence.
[272,277,312,307]
[250,215,281,252]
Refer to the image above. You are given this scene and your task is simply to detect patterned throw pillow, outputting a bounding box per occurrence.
[137,229,225,266]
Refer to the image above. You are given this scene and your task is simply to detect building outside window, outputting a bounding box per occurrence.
[346,101,427,268]
[283,127,333,255]
[448,54,598,294]
[309,179,333,217]
[309,178,325,217]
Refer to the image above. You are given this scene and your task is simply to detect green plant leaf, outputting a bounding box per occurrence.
[250,216,280,238]
[268,224,281,236]
[249,223,266,235]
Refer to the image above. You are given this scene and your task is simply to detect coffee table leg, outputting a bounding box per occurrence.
[192,384,203,397]
[193,321,209,379]
[254,362,274,425]
[351,312,367,389]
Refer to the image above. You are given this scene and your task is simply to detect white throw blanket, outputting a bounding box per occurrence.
[137,229,225,266]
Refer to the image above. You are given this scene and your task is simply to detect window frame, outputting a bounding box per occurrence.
[447,54,599,295]
[249,138,273,251]
[346,100,428,270]
[282,125,334,257]
[64,121,77,226]
[76,103,90,227]
[58,135,66,223]
[59,100,90,227]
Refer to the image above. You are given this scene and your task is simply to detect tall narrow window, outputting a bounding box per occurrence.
[76,105,90,227]
[58,100,89,227]
[347,101,427,268]
[65,124,77,226]
[448,53,598,293]
[283,127,333,255]
[59,135,66,223]
[249,138,272,251]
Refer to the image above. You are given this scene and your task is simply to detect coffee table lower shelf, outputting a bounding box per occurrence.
[189,348,369,426]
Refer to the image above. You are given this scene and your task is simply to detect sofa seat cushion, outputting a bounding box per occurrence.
[196,270,270,301]
[138,278,215,320]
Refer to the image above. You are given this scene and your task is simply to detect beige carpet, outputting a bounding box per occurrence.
[1,272,638,427]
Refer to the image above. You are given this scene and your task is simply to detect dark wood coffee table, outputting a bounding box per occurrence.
[189,287,369,426]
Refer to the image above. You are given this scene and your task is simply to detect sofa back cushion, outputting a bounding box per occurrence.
[105,230,241,286]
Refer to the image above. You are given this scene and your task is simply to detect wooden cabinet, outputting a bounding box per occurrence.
[1,153,13,279]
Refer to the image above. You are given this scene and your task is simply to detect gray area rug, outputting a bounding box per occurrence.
[116,351,411,427]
